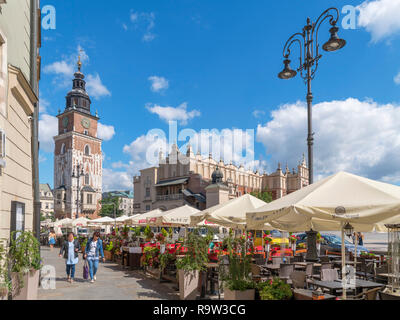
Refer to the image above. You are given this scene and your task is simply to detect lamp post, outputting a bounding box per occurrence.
[278,7,346,185]
[72,164,85,219]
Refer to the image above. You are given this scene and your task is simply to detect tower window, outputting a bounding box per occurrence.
[85,174,90,185]
[60,143,66,155]
[84,145,90,155]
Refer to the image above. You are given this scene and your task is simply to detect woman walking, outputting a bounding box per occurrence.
[48,229,56,250]
[84,232,105,283]
[59,232,81,283]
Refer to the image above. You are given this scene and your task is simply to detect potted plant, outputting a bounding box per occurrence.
[221,231,256,300]
[289,233,297,255]
[144,226,154,242]
[175,228,211,300]
[0,243,11,300]
[9,231,42,300]
[104,241,114,261]
[259,277,293,300]
[81,237,88,254]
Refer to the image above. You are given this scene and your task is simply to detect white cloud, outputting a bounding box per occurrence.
[43,46,111,99]
[97,123,115,141]
[252,109,266,119]
[86,73,111,100]
[394,71,400,85]
[39,114,58,153]
[39,96,50,114]
[256,98,400,183]
[128,10,156,42]
[43,60,74,77]
[148,76,169,92]
[102,168,133,192]
[146,102,200,125]
[358,0,400,42]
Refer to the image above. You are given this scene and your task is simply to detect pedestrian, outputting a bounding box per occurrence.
[84,231,105,283]
[358,232,364,246]
[59,232,81,283]
[48,229,56,250]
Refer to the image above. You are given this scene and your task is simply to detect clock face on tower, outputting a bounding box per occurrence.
[81,118,91,129]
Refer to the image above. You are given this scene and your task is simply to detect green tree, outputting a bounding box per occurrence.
[250,191,273,203]
[100,197,124,218]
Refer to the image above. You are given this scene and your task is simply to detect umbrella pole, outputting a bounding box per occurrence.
[341,226,346,300]
[355,232,358,269]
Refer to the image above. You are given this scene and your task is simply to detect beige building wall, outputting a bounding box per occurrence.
[0,65,37,242]
[0,1,32,84]
[0,0,38,243]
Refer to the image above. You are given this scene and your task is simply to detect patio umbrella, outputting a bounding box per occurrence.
[155,205,200,227]
[114,215,131,225]
[246,171,400,233]
[64,217,90,228]
[190,194,269,229]
[88,216,115,225]
[53,218,73,228]
[129,209,166,226]
[246,171,400,300]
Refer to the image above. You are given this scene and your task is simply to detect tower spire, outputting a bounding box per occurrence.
[77,54,82,72]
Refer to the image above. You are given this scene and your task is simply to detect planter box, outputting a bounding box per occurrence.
[129,253,142,270]
[178,269,199,300]
[11,269,40,300]
[224,288,255,300]
[0,287,8,300]
[146,267,160,279]
[104,250,113,261]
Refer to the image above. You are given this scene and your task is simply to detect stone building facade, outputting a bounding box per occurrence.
[0,0,41,244]
[133,144,309,214]
[40,184,54,219]
[53,59,102,219]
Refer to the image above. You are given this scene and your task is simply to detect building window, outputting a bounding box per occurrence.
[61,143,66,155]
[85,174,90,185]
[145,205,151,212]
[84,145,90,155]
[145,188,150,197]
[10,201,25,239]
[87,194,93,204]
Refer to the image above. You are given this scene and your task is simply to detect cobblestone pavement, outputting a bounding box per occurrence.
[38,247,179,300]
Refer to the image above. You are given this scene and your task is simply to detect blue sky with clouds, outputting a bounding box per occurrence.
[39,0,400,191]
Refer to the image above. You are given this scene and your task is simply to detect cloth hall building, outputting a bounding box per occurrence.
[133,144,309,214]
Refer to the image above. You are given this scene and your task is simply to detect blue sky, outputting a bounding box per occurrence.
[39,0,400,191]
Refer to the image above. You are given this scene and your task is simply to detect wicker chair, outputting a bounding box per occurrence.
[347,287,380,300]
[279,264,294,281]
[374,265,388,284]
[321,269,339,281]
[289,271,306,289]
[319,256,330,263]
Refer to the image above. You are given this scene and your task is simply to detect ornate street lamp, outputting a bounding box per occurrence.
[343,222,354,238]
[278,7,346,185]
[72,163,85,219]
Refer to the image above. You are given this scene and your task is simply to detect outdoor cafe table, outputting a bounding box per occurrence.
[312,279,385,296]
[293,289,336,301]
[294,262,322,268]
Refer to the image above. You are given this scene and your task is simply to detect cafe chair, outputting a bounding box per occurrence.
[289,271,307,289]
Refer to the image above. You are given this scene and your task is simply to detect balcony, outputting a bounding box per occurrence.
[156,194,184,202]
[82,203,97,212]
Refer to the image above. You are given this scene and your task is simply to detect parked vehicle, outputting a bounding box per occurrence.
[296,233,369,255]
[251,230,290,247]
